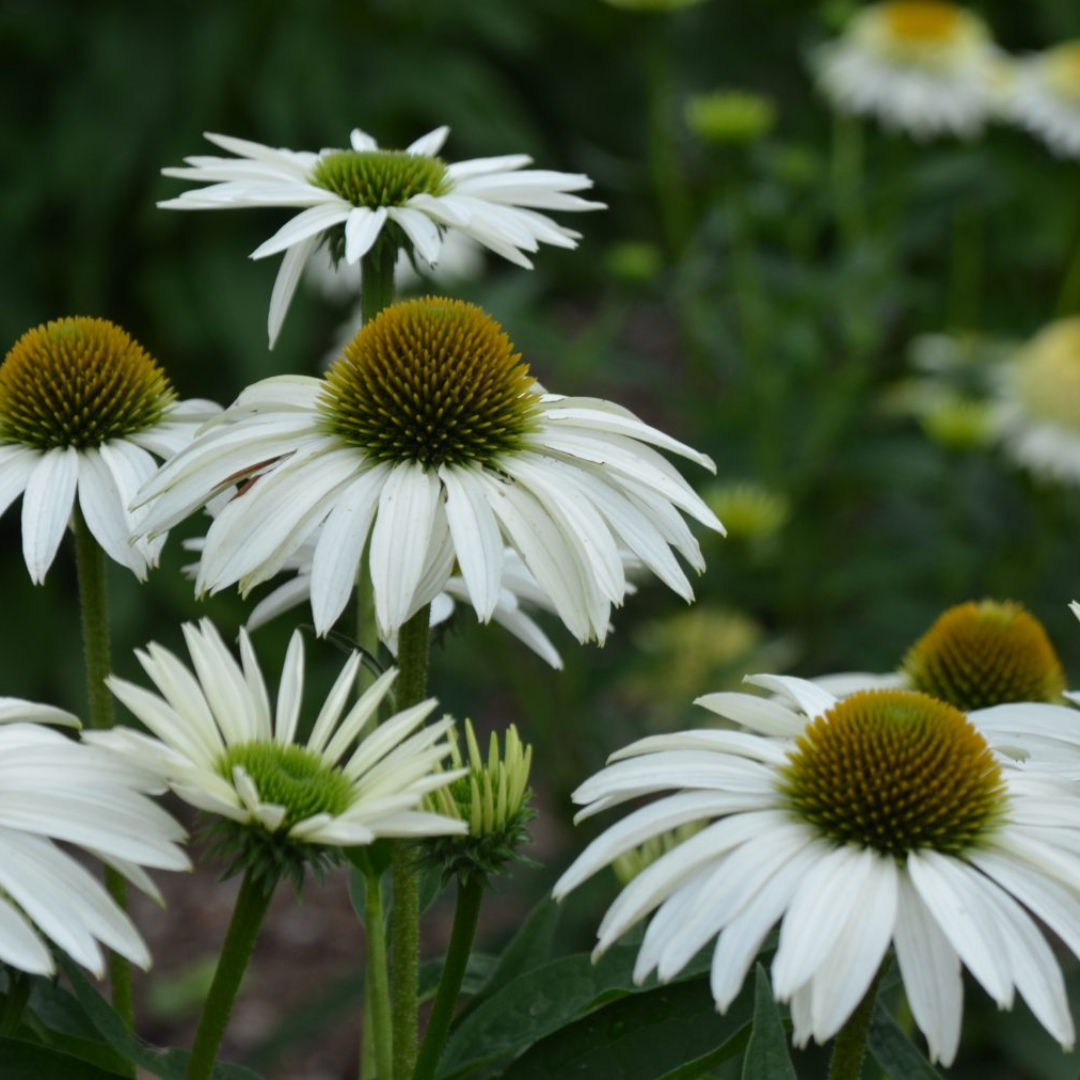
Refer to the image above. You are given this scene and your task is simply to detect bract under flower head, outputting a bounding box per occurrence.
[0,317,219,582]
[159,126,604,346]
[88,620,465,888]
[555,674,1080,1065]
[133,298,723,643]
[815,1,1001,139]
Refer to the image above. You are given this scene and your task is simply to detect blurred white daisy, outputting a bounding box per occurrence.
[1007,42,1080,159]
[994,317,1080,485]
[134,298,723,644]
[184,534,567,670]
[88,620,464,884]
[0,701,188,978]
[0,317,219,583]
[160,126,604,346]
[555,676,1080,1065]
[815,1,1001,139]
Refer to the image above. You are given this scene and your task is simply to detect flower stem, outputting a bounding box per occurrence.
[645,17,688,259]
[73,506,133,1032]
[826,970,882,1080]
[412,874,485,1080]
[363,871,394,1080]
[0,970,31,1037]
[391,604,431,1080]
[831,112,865,249]
[184,869,277,1080]
[361,242,398,326]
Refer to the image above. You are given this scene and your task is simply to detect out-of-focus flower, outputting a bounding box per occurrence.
[0,317,219,582]
[604,241,665,285]
[684,90,777,146]
[815,2,1002,139]
[995,317,1080,485]
[160,126,603,346]
[1007,42,1080,159]
[702,481,789,542]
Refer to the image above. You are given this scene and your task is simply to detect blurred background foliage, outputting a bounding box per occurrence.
[7,0,1080,1075]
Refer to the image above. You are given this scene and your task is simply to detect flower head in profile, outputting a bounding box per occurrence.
[814,1,1001,140]
[160,126,604,345]
[555,675,1080,1065]
[88,620,465,887]
[1007,42,1080,159]
[994,318,1080,486]
[0,317,219,582]
[134,298,723,644]
[0,699,188,978]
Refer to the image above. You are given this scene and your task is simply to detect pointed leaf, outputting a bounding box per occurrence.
[742,965,796,1080]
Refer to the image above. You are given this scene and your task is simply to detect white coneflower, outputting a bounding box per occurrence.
[0,702,188,977]
[134,298,723,644]
[0,317,218,582]
[87,620,466,885]
[815,2,1001,140]
[555,675,1080,1065]
[160,126,604,345]
[1007,42,1080,159]
[994,318,1080,485]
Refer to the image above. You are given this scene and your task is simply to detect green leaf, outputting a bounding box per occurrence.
[868,1003,942,1079]
[419,953,499,1004]
[741,965,795,1080]
[500,976,753,1080]
[438,939,718,1078]
[60,961,263,1080]
[456,896,560,1022]
[0,1037,125,1078]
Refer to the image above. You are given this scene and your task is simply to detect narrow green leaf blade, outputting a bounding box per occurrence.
[868,1003,942,1079]
[0,1037,126,1078]
[741,965,796,1080]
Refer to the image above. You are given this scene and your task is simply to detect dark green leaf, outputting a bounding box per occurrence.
[456,896,560,1022]
[60,961,263,1080]
[0,1037,125,1079]
[741,965,795,1080]
[501,975,753,1080]
[868,1003,942,1080]
[438,940,718,1078]
[419,954,499,1004]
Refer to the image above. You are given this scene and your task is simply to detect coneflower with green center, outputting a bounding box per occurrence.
[132,296,724,645]
[159,125,604,345]
[85,619,466,1080]
[0,317,218,583]
[414,721,535,1080]
[555,674,1080,1070]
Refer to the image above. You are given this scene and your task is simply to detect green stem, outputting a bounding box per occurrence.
[831,112,865,249]
[645,19,688,259]
[390,605,431,1080]
[827,971,882,1080]
[412,874,484,1080]
[948,203,982,332]
[363,872,394,1080]
[361,242,398,326]
[0,970,31,1037]
[73,507,133,1033]
[1056,232,1080,318]
[185,870,277,1080]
